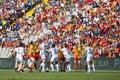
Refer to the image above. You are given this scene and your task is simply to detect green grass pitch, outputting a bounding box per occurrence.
[0,70,120,80]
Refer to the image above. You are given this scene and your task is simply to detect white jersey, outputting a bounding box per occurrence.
[15,47,24,61]
[61,48,70,58]
[49,47,58,57]
[61,48,71,62]
[49,47,58,62]
[85,46,94,61]
[85,46,93,55]
[39,43,45,51]
[39,43,46,60]
[40,50,46,60]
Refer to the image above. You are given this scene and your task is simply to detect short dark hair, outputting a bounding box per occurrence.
[64,44,67,47]
[30,41,33,44]
[52,43,55,48]
[19,42,23,47]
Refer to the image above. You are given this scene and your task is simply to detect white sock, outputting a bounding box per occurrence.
[68,64,71,71]
[50,64,54,71]
[87,65,90,72]
[56,64,59,72]
[27,59,31,67]
[39,63,42,70]
[92,64,95,72]
[15,60,18,68]
[42,63,45,72]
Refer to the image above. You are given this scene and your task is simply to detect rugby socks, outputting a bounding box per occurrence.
[56,64,59,72]
[27,59,31,68]
[92,64,95,72]
[87,65,90,72]
[50,64,54,71]
[15,60,18,69]
[41,63,45,72]
[68,64,71,72]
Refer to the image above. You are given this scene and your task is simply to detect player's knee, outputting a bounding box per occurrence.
[50,61,54,64]
[42,60,46,63]
[31,57,35,62]
[74,60,77,64]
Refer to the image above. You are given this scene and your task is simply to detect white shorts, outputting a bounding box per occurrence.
[50,56,58,62]
[86,54,93,62]
[16,55,23,62]
[65,56,71,62]
[41,54,46,60]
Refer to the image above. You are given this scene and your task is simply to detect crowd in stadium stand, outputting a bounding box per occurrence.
[0,0,120,58]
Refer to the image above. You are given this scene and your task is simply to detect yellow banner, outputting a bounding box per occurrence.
[44,0,49,4]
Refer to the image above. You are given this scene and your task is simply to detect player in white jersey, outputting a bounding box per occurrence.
[84,43,95,73]
[14,43,25,72]
[49,44,59,72]
[61,44,71,72]
[39,42,46,72]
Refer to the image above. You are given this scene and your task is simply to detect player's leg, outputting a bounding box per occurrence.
[34,61,37,71]
[29,57,35,71]
[27,59,32,68]
[21,61,25,72]
[78,59,82,71]
[50,57,55,71]
[41,54,46,72]
[50,62,54,71]
[78,56,82,71]
[66,62,71,72]
[91,59,95,72]
[84,56,87,71]
[15,59,18,71]
[17,61,23,72]
[16,56,24,72]
[74,57,77,71]
[62,60,66,72]
[55,61,59,72]
[86,55,91,72]
[66,57,71,72]
[41,59,46,72]
[34,55,40,71]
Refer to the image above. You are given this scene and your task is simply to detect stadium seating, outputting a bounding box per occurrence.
[0,0,119,58]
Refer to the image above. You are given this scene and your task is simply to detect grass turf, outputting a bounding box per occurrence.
[0,70,120,80]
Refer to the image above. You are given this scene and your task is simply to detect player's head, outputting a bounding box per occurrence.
[87,43,92,47]
[63,44,67,48]
[30,41,33,45]
[52,43,55,48]
[19,42,23,47]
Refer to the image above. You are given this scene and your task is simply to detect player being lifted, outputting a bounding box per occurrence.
[61,44,71,72]
[49,43,59,72]
[84,43,95,73]
[13,42,25,72]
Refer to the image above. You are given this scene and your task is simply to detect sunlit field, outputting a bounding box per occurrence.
[0,70,120,80]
